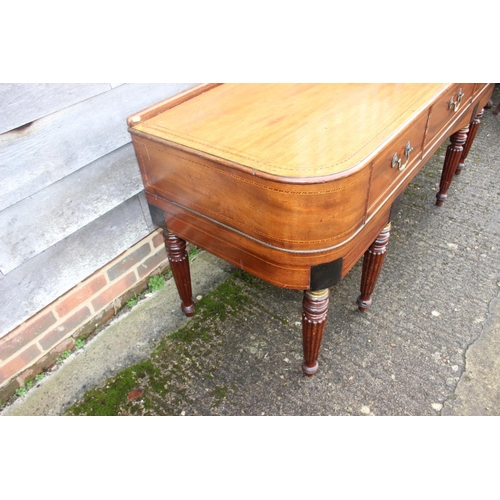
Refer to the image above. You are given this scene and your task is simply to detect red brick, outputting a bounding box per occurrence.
[137,247,168,279]
[152,231,165,248]
[0,345,41,384]
[33,338,76,376]
[107,243,151,281]
[0,312,56,361]
[93,304,116,326]
[91,272,137,312]
[55,275,107,318]
[53,337,76,355]
[0,377,21,403]
[39,307,92,350]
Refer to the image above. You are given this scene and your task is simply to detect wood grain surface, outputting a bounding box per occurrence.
[133,83,449,179]
[0,83,112,135]
[0,194,154,338]
[0,83,196,211]
[0,143,144,274]
[130,83,494,290]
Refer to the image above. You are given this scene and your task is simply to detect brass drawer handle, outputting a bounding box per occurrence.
[391,141,413,171]
[449,88,464,112]
[391,152,401,170]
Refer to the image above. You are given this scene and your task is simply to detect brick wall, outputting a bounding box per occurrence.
[0,228,172,402]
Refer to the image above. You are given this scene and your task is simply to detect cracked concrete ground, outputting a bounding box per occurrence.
[443,295,500,415]
[2,85,500,416]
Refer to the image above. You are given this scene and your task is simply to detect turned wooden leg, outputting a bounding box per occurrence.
[455,109,483,175]
[302,289,330,377]
[357,222,391,312]
[436,126,468,206]
[164,229,195,317]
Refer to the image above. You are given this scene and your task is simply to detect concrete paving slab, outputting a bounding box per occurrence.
[443,295,500,415]
[1,252,233,416]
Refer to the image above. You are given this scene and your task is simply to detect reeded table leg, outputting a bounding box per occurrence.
[357,222,391,312]
[164,229,195,317]
[436,126,468,206]
[302,289,330,376]
[456,109,484,175]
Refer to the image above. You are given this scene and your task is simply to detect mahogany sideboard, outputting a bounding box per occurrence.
[128,83,494,376]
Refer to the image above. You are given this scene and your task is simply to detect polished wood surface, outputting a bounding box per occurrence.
[436,126,469,206]
[164,229,195,316]
[302,289,330,377]
[132,83,449,179]
[357,223,392,313]
[129,83,494,376]
[456,109,484,175]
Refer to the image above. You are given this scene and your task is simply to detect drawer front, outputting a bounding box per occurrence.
[367,110,428,214]
[424,83,475,150]
[474,83,495,110]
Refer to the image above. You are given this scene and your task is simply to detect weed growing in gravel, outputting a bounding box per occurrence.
[127,296,138,308]
[56,350,72,364]
[148,275,166,292]
[15,386,27,397]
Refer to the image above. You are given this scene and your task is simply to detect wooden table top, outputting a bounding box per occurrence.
[133,83,449,180]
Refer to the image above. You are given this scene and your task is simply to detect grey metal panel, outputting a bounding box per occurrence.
[0,83,112,135]
[0,143,144,274]
[0,83,196,211]
[0,195,152,339]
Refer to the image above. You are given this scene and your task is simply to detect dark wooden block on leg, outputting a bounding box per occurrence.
[164,229,195,317]
[302,289,330,376]
[357,223,391,312]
